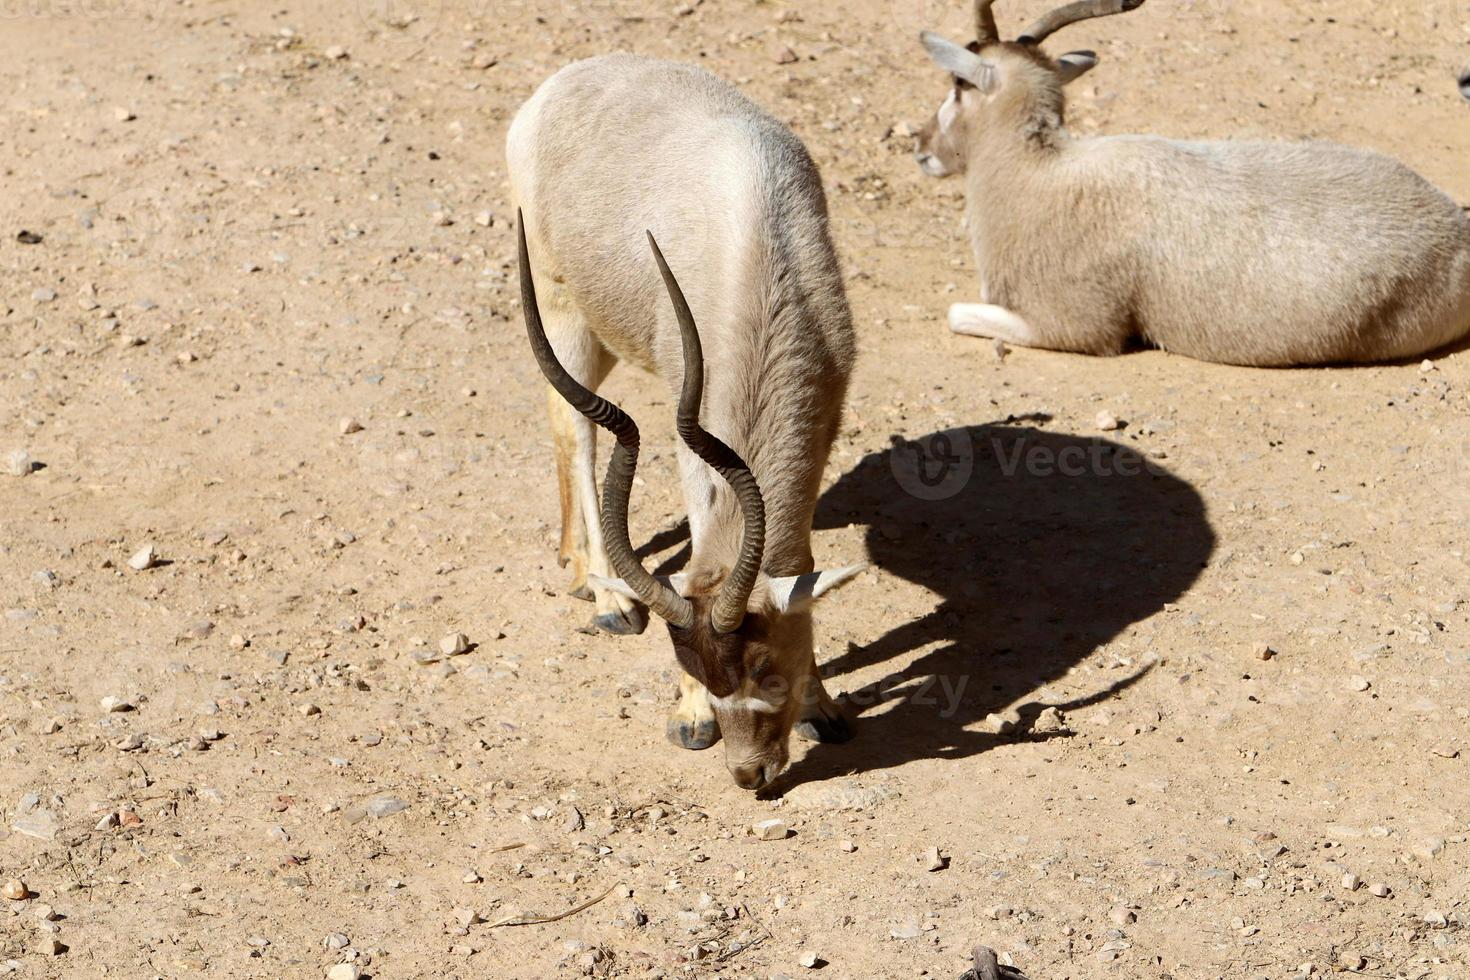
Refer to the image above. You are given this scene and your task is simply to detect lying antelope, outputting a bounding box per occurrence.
[917,0,1470,366]
[507,55,863,790]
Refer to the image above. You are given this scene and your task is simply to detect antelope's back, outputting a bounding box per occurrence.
[507,54,848,371]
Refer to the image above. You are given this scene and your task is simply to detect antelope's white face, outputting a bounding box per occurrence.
[914,34,1100,179]
[599,566,866,790]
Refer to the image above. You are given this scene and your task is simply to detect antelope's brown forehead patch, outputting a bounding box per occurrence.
[664,596,770,698]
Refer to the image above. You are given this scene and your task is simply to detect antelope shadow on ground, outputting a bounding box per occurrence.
[774,422,1215,788]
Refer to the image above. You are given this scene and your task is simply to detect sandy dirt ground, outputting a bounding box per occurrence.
[2,0,1469,977]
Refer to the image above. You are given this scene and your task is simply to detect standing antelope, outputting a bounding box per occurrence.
[916,0,1470,366]
[507,55,864,790]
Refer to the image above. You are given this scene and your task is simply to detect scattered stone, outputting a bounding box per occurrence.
[31,904,57,922]
[784,779,900,811]
[1,879,27,901]
[1251,642,1276,661]
[35,937,64,956]
[343,794,410,824]
[94,812,119,831]
[327,965,360,980]
[325,45,349,60]
[13,810,60,841]
[1033,706,1065,733]
[1431,745,1459,759]
[440,632,470,656]
[4,451,34,477]
[1348,676,1371,693]
[16,230,43,245]
[922,846,948,872]
[100,695,135,713]
[890,922,922,940]
[1095,410,1122,431]
[115,733,145,751]
[753,818,791,841]
[798,951,823,968]
[1413,838,1446,861]
[1109,905,1136,925]
[324,934,350,950]
[31,288,57,303]
[339,418,364,435]
[1367,881,1390,898]
[773,45,798,64]
[562,805,585,833]
[474,210,494,227]
[32,570,58,589]
[454,907,481,928]
[113,106,136,121]
[128,544,158,571]
[839,840,857,853]
[298,703,321,717]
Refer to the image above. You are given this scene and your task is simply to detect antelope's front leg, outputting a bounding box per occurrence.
[666,671,720,750]
[948,302,1044,347]
[794,658,853,744]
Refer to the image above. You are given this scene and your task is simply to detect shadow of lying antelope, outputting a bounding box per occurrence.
[772,422,1214,788]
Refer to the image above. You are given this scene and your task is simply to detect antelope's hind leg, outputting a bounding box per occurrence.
[667,671,720,750]
[538,302,647,636]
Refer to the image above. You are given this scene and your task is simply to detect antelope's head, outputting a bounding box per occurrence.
[517,214,864,791]
[915,0,1146,177]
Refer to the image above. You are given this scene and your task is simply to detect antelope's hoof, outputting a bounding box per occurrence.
[594,606,647,636]
[795,712,854,744]
[666,716,721,751]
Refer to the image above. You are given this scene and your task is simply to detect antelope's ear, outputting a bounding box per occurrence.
[766,563,869,615]
[1056,50,1099,85]
[920,31,998,93]
[589,572,692,602]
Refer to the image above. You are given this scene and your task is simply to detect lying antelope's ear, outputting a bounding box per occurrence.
[766,563,870,615]
[590,573,692,603]
[920,31,998,93]
[1056,50,1099,85]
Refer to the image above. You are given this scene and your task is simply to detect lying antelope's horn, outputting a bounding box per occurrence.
[975,0,999,42]
[647,232,767,635]
[518,211,695,629]
[1018,0,1145,46]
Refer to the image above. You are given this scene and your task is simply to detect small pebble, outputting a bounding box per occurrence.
[753,818,791,841]
[1,879,27,901]
[798,951,822,968]
[1349,675,1371,692]
[1251,642,1276,661]
[439,632,470,656]
[339,418,364,435]
[325,45,349,60]
[128,544,158,571]
[327,965,360,980]
[1095,410,1122,431]
[1341,873,1360,891]
[1367,881,1390,898]
[100,695,134,713]
[922,846,947,872]
[4,450,34,477]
